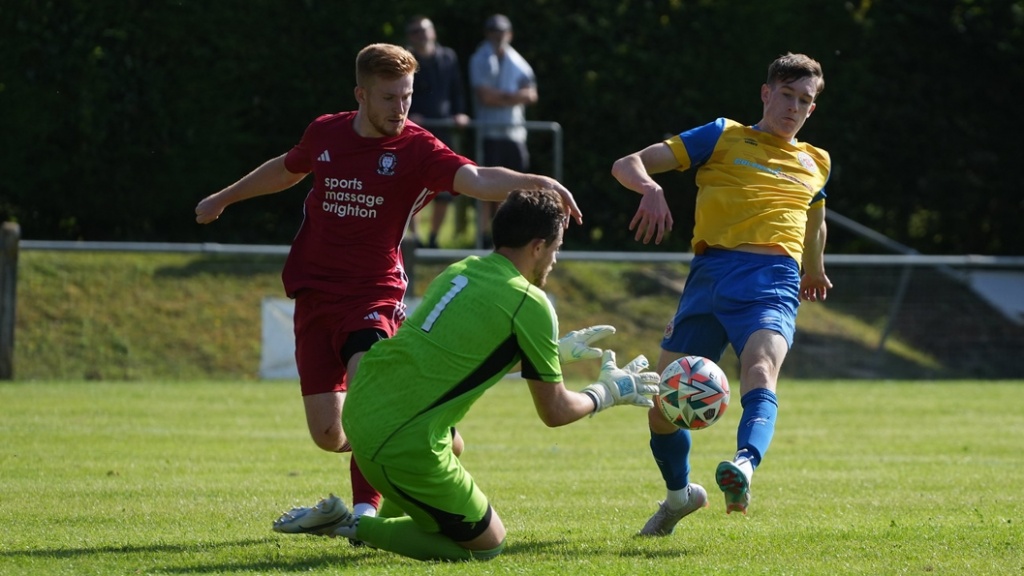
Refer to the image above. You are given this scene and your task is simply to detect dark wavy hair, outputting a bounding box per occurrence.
[492,189,566,249]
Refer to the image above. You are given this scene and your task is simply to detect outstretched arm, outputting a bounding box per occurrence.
[800,203,832,301]
[452,164,582,225]
[195,154,308,224]
[527,380,603,427]
[528,350,659,427]
[611,142,680,245]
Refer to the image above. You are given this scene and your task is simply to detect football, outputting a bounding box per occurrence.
[656,356,730,430]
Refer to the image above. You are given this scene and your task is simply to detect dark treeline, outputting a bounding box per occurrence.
[2,0,1021,254]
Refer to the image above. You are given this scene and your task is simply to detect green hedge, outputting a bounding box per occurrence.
[2,0,1021,254]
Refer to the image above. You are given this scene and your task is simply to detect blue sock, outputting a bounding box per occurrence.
[650,429,691,490]
[736,388,778,470]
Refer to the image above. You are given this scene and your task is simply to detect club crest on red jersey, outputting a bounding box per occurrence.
[378,152,397,176]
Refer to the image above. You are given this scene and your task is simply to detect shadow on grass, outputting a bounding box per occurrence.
[618,541,698,558]
[3,536,709,568]
[0,538,280,559]
[502,537,699,560]
[157,555,370,574]
[500,539,566,556]
[0,537,377,572]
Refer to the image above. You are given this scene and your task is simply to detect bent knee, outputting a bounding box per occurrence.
[468,539,505,561]
[450,505,505,550]
[648,404,676,433]
[309,428,349,452]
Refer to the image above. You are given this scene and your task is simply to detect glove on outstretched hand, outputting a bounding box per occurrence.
[558,325,616,364]
[581,350,660,413]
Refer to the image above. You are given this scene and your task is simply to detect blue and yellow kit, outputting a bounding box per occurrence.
[665,117,831,262]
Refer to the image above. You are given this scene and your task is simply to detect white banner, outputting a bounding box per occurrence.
[259,296,424,379]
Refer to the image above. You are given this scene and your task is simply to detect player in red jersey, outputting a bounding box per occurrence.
[195,43,581,526]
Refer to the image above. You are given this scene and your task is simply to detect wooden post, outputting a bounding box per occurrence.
[0,222,19,380]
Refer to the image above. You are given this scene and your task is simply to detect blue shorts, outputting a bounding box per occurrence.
[661,249,800,361]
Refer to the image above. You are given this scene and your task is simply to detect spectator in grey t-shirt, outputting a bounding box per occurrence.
[469,14,537,248]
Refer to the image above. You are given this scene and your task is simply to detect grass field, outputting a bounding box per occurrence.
[14,250,960,383]
[2,378,1021,575]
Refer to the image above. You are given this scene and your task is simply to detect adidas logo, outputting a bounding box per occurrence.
[317,150,331,162]
[363,311,381,321]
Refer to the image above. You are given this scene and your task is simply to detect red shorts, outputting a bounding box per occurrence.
[292,290,403,396]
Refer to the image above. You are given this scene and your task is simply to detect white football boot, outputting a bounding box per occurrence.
[272,494,355,536]
[639,483,708,536]
[715,454,754,515]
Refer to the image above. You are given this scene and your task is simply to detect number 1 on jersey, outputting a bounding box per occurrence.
[421,274,468,332]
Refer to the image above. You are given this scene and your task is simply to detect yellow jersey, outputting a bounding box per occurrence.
[665,118,830,262]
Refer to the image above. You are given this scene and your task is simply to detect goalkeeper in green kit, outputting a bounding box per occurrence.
[272,188,659,561]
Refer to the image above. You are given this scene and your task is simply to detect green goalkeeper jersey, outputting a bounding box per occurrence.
[343,253,562,463]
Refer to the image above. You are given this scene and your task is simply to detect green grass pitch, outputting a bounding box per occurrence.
[1,379,1021,575]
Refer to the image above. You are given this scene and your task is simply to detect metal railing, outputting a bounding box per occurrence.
[416,118,563,248]
[7,232,1024,380]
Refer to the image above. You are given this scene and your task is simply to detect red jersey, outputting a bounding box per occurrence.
[281,112,474,299]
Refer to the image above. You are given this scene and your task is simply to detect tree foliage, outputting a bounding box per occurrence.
[1,0,1021,254]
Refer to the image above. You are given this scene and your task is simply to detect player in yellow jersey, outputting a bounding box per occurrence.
[611,53,833,533]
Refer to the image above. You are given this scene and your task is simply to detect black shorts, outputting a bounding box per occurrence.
[483,138,529,172]
[340,328,388,365]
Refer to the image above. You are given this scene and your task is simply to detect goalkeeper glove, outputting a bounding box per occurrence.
[581,350,660,414]
[558,325,616,364]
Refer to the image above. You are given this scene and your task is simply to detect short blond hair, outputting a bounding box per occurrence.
[355,43,418,88]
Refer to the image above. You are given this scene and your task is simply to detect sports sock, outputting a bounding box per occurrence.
[650,428,691,491]
[356,516,476,561]
[350,457,382,512]
[665,486,694,510]
[352,503,377,517]
[736,388,779,469]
